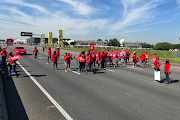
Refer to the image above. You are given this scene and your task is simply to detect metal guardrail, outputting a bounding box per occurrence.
[172,51,180,58]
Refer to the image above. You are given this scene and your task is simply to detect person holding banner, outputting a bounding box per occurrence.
[7,51,18,78]
[33,47,39,59]
[154,56,160,83]
[52,51,58,70]
[1,46,7,69]
[164,59,170,84]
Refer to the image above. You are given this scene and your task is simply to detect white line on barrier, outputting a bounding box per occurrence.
[16,61,73,120]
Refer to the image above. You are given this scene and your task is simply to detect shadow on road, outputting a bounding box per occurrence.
[23,75,46,77]
[2,68,29,120]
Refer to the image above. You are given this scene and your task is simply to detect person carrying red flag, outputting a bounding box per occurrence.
[7,51,18,78]
[52,51,58,70]
[33,47,38,59]
[164,59,170,84]
[140,52,145,67]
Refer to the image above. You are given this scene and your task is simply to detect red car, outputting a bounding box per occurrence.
[13,46,27,55]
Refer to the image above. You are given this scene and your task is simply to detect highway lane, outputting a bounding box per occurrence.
[3,44,180,120]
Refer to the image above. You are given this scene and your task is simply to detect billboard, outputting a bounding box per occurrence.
[42,34,45,45]
[21,32,33,36]
[48,32,52,45]
[58,30,63,46]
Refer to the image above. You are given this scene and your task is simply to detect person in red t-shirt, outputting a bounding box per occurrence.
[64,53,68,72]
[91,51,96,68]
[46,47,51,64]
[164,59,170,84]
[132,53,136,67]
[56,48,60,60]
[154,56,160,82]
[140,52,145,67]
[67,52,72,70]
[152,53,157,63]
[8,51,18,78]
[100,51,106,69]
[33,47,39,59]
[127,51,130,62]
[52,51,58,70]
[1,46,7,69]
[78,51,86,72]
[86,53,93,74]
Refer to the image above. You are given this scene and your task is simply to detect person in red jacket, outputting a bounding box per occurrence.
[164,59,170,84]
[46,47,51,64]
[52,51,58,70]
[1,46,7,69]
[33,47,38,59]
[140,52,145,67]
[67,52,72,70]
[86,53,93,74]
[132,53,136,67]
[8,51,18,78]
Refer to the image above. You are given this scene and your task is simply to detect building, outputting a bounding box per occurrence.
[0,39,6,44]
[120,39,142,49]
[14,39,27,44]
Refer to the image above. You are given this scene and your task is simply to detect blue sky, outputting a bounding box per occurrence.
[0,0,180,44]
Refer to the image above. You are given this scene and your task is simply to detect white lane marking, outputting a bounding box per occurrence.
[71,71,80,75]
[107,69,115,72]
[125,93,132,97]
[126,67,142,71]
[16,61,73,120]
[39,57,43,59]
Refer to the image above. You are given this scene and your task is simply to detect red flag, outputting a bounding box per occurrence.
[7,39,13,46]
[10,55,23,60]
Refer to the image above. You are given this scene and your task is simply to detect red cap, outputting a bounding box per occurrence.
[166,59,169,61]
[68,52,70,54]
[87,53,90,55]
[154,53,156,55]
[141,52,143,54]
[8,51,12,55]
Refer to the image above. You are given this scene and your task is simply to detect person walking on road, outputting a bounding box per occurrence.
[52,51,58,70]
[100,51,106,69]
[127,51,130,62]
[92,51,96,68]
[56,48,60,60]
[64,53,68,72]
[8,51,18,78]
[140,52,145,67]
[86,53,93,74]
[164,59,170,84]
[33,47,38,59]
[46,47,51,64]
[78,51,86,72]
[132,53,136,67]
[42,45,45,53]
[67,52,72,70]
[154,56,160,83]
[1,46,7,69]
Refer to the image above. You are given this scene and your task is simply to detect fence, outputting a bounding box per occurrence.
[172,51,180,58]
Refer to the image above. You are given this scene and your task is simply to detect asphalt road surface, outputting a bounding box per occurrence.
[2,44,180,120]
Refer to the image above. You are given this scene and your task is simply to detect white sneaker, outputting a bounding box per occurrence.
[46,63,49,64]
[132,66,135,67]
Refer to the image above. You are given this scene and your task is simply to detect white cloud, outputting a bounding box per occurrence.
[56,0,99,17]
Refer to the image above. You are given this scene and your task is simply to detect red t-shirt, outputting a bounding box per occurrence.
[1,49,7,56]
[9,56,16,64]
[66,55,72,63]
[79,56,85,62]
[56,49,60,55]
[140,54,145,61]
[132,55,136,60]
[164,63,170,72]
[127,53,130,58]
[64,55,68,62]
[152,55,157,62]
[100,53,106,60]
[34,49,38,54]
[92,54,96,60]
[86,56,92,64]
[52,53,58,62]
[47,49,51,55]
[154,59,160,69]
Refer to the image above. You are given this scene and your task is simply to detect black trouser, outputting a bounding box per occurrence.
[2,56,6,68]
[47,55,51,63]
[101,60,105,68]
[53,62,57,69]
[165,72,169,83]
[86,62,92,72]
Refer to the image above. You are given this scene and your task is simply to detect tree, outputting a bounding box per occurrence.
[142,42,154,48]
[70,42,76,45]
[97,39,102,41]
[154,42,171,50]
[109,38,120,46]
[63,42,69,45]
